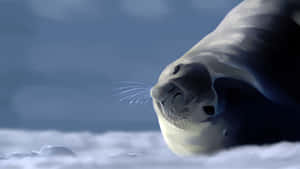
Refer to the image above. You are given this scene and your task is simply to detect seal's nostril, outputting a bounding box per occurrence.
[173,65,180,75]
[203,105,215,116]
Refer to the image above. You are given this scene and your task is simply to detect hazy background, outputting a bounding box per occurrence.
[0,0,242,132]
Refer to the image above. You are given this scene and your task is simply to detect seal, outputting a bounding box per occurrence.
[151,0,300,155]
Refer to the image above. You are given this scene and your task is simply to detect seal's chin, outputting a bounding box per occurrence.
[153,95,216,129]
[154,100,190,129]
[153,98,224,156]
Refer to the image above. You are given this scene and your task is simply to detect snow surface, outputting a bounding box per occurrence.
[0,130,299,169]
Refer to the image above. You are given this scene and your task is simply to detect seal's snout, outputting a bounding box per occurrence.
[151,83,179,103]
[151,62,218,124]
[151,62,215,105]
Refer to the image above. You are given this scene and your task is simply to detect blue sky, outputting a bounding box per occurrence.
[0,0,241,132]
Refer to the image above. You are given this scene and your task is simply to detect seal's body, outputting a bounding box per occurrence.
[151,0,300,155]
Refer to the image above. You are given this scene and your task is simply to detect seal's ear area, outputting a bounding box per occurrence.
[197,54,274,102]
[213,77,268,110]
[212,63,259,91]
[204,56,289,105]
[199,55,260,90]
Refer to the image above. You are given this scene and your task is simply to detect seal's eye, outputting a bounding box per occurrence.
[203,105,215,116]
[173,65,181,75]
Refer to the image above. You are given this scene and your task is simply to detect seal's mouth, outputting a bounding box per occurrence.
[158,87,191,122]
[151,79,217,128]
[154,93,216,129]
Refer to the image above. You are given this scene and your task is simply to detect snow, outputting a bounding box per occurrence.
[0,130,299,169]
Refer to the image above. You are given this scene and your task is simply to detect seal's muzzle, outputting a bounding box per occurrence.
[151,62,217,127]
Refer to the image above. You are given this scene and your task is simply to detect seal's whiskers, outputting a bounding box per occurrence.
[114,81,152,105]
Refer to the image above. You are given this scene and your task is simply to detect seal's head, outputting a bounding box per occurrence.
[149,0,300,156]
[150,58,232,155]
[151,59,217,130]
